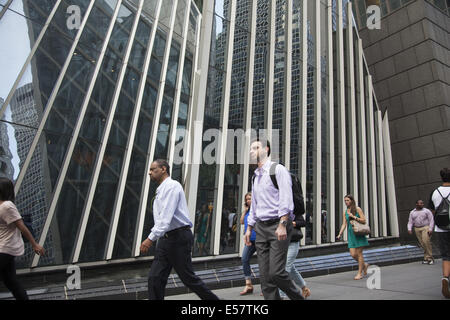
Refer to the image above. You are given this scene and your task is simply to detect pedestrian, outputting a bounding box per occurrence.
[244,139,304,300]
[279,213,311,299]
[194,203,211,256]
[407,200,434,264]
[337,194,369,280]
[0,177,45,300]
[239,192,256,295]
[140,160,219,300]
[428,167,450,299]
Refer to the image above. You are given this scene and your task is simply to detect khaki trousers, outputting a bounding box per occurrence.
[414,226,433,261]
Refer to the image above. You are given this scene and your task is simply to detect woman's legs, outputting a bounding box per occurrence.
[0,253,28,300]
[240,242,256,295]
[349,248,368,280]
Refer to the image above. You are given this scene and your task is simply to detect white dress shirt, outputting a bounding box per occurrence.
[148,177,193,241]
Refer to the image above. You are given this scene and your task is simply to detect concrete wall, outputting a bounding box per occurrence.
[357,0,450,241]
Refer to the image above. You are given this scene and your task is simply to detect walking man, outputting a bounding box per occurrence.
[428,168,450,299]
[244,139,304,300]
[407,200,434,264]
[140,159,219,300]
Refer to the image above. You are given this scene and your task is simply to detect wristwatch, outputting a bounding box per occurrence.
[279,220,288,227]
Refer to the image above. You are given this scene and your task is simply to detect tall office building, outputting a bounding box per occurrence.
[352,0,450,240]
[0,0,398,273]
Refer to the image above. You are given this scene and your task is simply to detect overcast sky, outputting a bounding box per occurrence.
[0,0,32,101]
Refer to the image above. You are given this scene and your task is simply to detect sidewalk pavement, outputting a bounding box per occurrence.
[166,260,448,300]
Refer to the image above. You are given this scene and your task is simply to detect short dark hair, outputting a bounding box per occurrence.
[154,159,170,176]
[0,177,15,202]
[250,138,271,157]
[441,168,450,183]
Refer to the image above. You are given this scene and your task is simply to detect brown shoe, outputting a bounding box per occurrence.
[302,287,311,299]
[442,278,450,299]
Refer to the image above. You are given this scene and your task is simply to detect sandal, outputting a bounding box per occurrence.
[354,274,363,280]
[302,287,311,299]
[240,285,254,296]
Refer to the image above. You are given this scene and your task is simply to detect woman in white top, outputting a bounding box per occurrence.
[0,178,45,300]
[428,168,450,299]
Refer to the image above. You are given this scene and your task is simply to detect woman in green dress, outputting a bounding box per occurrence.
[337,194,369,280]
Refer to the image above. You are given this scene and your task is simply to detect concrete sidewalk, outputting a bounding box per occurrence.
[166,260,448,300]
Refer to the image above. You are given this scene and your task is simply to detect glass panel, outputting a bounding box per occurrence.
[0,0,72,124]
[273,0,286,163]
[192,68,224,257]
[210,14,227,71]
[112,35,166,260]
[37,1,131,267]
[78,17,151,263]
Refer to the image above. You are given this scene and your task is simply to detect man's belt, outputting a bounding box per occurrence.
[164,225,191,238]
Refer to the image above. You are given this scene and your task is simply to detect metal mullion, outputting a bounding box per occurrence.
[382,111,399,237]
[299,0,307,247]
[346,2,358,203]
[366,75,379,237]
[0,0,13,20]
[99,0,163,259]
[0,0,62,122]
[238,0,257,258]
[182,7,202,191]
[326,0,335,243]
[283,0,292,169]
[210,0,236,256]
[336,0,347,241]
[313,0,322,245]
[42,0,126,266]
[106,1,162,259]
[167,0,192,171]
[376,110,387,237]
[77,0,144,262]
[30,0,98,268]
[356,38,369,221]
[184,0,214,232]
[264,0,275,143]
[132,0,180,258]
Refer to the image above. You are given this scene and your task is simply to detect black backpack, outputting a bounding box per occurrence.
[252,163,306,218]
[435,189,450,230]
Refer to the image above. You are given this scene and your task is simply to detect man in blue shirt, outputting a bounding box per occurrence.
[140,159,219,300]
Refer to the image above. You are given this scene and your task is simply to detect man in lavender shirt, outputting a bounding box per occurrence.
[407,200,435,264]
[244,139,303,300]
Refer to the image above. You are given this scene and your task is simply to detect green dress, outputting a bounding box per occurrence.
[346,211,369,249]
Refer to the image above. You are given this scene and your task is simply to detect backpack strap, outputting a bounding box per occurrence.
[269,162,279,190]
[437,189,450,201]
[252,162,281,190]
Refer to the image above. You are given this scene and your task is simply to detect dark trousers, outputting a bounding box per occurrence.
[254,220,303,300]
[147,228,219,300]
[0,253,28,300]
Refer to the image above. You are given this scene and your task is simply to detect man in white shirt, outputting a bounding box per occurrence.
[407,200,434,264]
[140,160,219,300]
[428,167,450,299]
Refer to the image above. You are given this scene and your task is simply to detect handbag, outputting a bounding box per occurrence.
[350,219,370,236]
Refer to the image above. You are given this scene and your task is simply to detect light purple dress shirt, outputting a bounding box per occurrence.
[247,160,294,227]
[407,208,434,231]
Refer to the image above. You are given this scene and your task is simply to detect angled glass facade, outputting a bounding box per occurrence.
[1,0,398,272]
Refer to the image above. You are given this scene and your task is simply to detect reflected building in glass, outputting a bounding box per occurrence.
[0,0,399,273]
